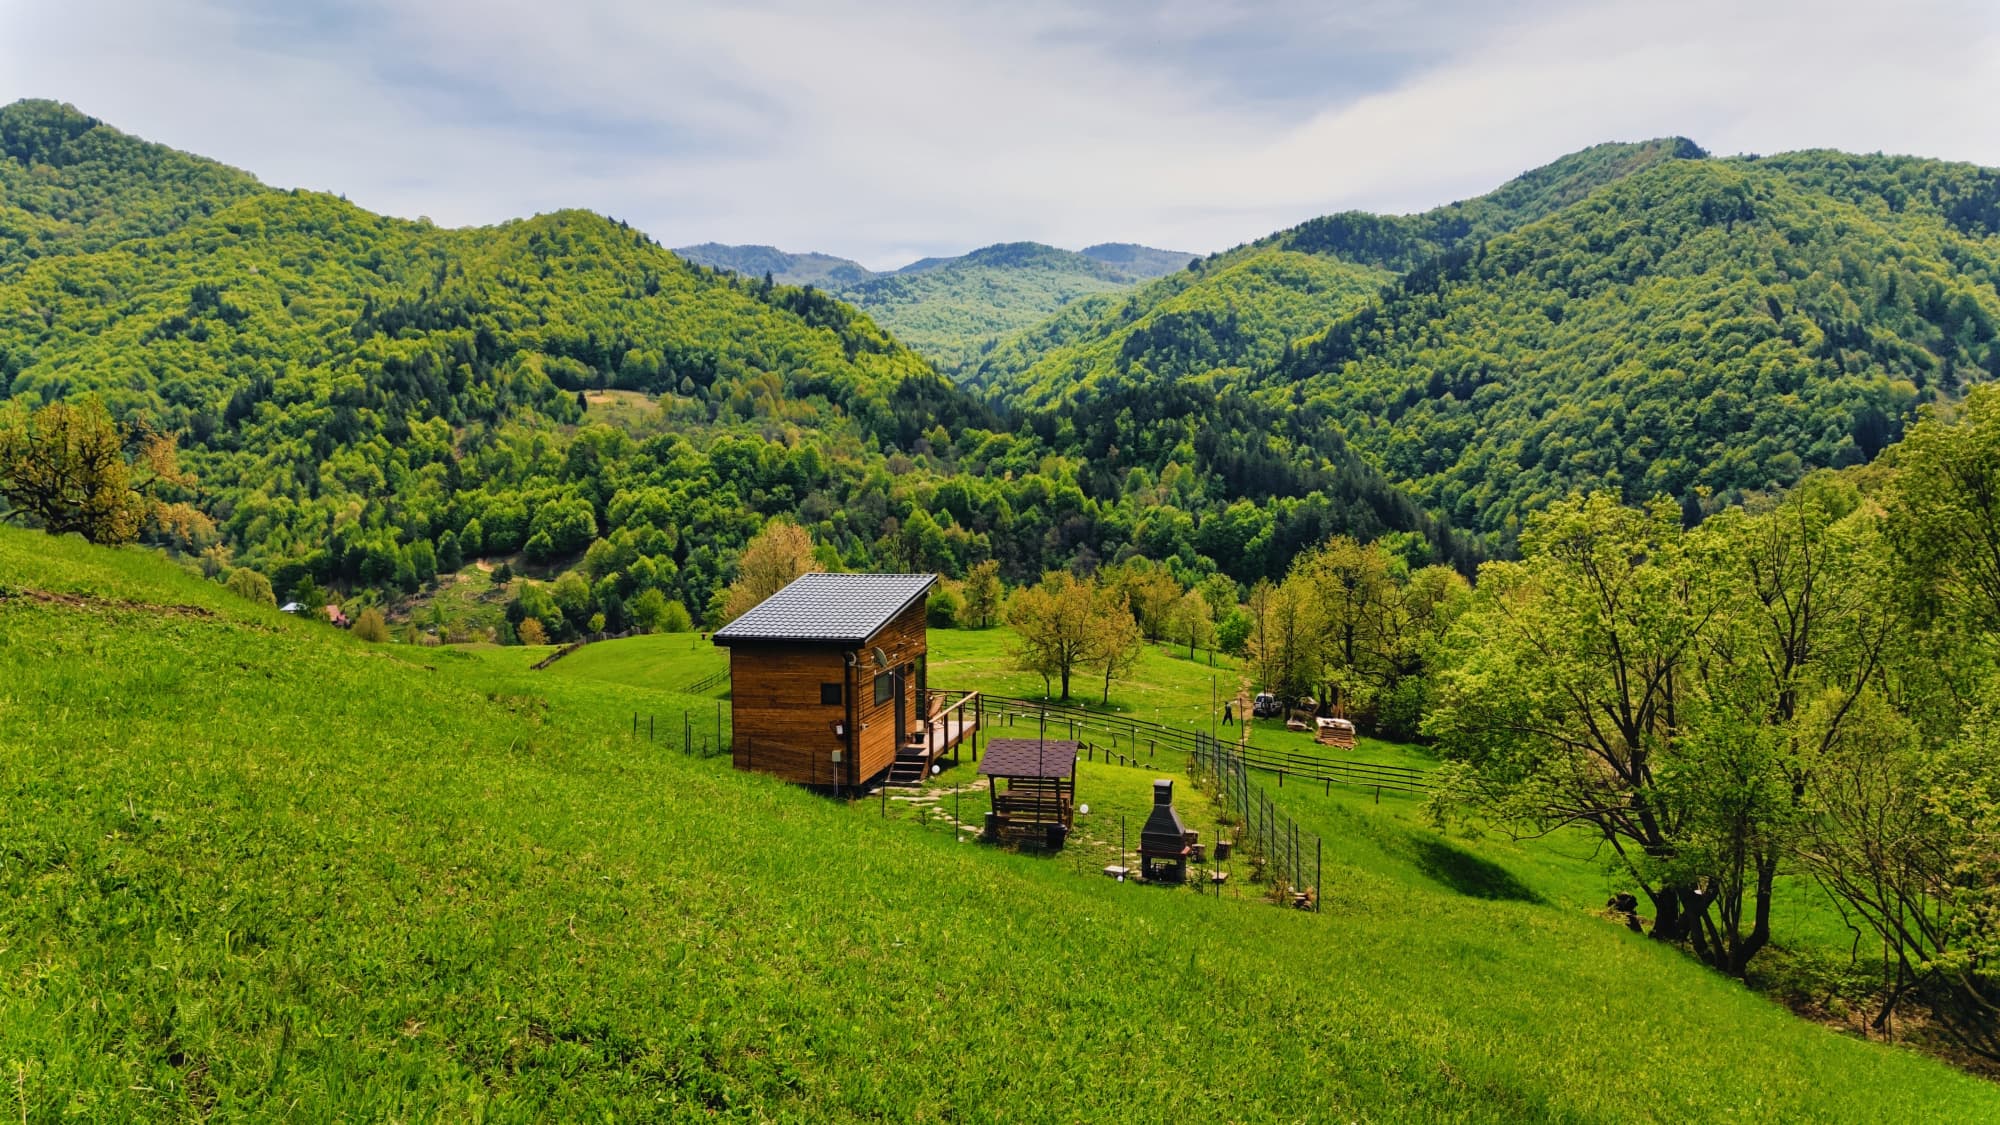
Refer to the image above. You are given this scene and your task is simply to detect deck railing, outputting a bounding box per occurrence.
[916,688,981,756]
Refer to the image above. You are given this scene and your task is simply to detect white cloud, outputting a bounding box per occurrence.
[2,0,1996,269]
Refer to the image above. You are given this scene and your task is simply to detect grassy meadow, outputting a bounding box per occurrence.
[4,531,1997,1120]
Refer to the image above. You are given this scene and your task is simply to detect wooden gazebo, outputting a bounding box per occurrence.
[979,738,1077,847]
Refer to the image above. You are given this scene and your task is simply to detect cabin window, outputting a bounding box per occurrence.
[820,682,843,706]
[873,672,894,705]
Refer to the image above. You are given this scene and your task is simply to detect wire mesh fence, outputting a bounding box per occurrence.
[1188,730,1321,910]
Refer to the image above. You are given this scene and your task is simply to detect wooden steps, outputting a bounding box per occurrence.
[883,745,933,787]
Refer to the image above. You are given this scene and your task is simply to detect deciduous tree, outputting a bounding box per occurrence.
[1095,593,1144,703]
[352,607,390,643]
[962,559,1003,628]
[1169,588,1215,659]
[0,397,207,545]
[721,519,821,623]
[1426,494,1720,944]
[1009,571,1139,702]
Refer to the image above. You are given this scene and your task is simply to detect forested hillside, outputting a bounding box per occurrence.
[12,98,1997,628]
[1268,154,2000,534]
[0,100,1462,627]
[0,99,263,269]
[976,138,2000,547]
[971,138,1703,408]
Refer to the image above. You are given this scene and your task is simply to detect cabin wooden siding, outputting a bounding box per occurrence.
[726,600,928,786]
[727,644,849,785]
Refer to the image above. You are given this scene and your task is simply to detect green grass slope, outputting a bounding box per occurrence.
[551,629,1869,967]
[6,529,1995,1120]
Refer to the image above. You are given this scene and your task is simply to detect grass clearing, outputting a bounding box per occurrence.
[385,563,514,641]
[4,531,1995,1120]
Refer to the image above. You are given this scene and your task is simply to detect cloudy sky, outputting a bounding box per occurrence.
[5,0,1998,269]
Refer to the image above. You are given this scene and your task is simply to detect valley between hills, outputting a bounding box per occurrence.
[6,97,2000,1119]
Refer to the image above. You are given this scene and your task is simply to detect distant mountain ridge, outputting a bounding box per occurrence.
[674,238,1196,370]
[673,239,1195,285]
[670,242,878,288]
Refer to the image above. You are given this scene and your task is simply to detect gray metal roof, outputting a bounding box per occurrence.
[712,572,936,645]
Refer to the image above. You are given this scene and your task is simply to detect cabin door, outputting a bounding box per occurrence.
[895,667,908,752]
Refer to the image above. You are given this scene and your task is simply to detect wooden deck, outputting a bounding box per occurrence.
[909,709,976,755]
[885,690,982,787]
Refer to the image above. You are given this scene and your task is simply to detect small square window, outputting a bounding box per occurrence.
[874,672,894,705]
[820,682,843,706]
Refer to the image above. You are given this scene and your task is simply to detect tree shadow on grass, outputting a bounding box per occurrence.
[1404,834,1545,903]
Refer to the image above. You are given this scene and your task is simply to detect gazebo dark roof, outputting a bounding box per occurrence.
[977,738,1079,779]
[712,572,937,645]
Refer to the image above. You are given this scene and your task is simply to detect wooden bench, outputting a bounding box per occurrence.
[993,797,1070,821]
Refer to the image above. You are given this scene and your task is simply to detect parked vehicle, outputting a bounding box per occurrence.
[1252,692,1282,718]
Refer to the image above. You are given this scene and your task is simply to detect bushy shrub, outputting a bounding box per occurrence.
[352,607,390,643]
[661,600,693,632]
[926,584,962,628]
[224,566,275,606]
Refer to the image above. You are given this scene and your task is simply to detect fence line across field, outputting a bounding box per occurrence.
[631,706,731,759]
[969,693,1434,796]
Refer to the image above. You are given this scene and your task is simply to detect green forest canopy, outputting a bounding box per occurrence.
[976,138,2000,546]
[0,99,1461,629]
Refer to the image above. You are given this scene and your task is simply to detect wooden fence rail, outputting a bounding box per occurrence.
[681,667,730,695]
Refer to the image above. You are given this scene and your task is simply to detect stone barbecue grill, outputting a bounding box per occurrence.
[1137,778,1197,882]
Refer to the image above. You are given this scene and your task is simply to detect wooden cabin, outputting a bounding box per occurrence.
[713,572,938,788]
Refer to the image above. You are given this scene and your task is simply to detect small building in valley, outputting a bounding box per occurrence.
[713,572,944,788]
